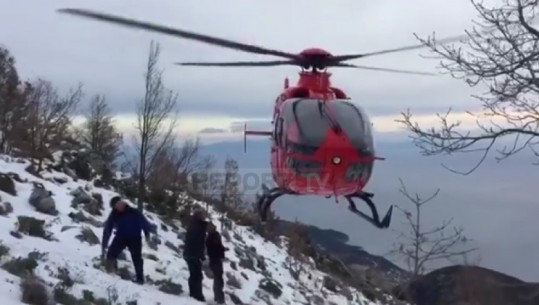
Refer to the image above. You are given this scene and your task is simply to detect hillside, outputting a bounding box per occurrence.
[396,265,539,305]
[275,221,408,284]
[0,152,395,305]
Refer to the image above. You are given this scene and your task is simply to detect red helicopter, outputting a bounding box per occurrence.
[58,8,469,229]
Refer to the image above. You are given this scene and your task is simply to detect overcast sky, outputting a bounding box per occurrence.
[0,0,502,142]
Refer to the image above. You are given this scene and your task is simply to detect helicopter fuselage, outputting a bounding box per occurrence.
[246,70,384,197]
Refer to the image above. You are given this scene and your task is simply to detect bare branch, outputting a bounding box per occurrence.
[398,0,539,174]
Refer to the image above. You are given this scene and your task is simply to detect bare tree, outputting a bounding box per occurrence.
[219,157,243,230]
[23,79,83,170]
[147,138,214,193]
[0,47,26,153]
[398,0,539,174]
[189,157,220,209]
[134,40,179,210]
[79,94,123,172]
[285,220,312,280]
[390,179,477,279]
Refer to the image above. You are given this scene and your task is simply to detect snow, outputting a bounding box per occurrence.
[0,154,383,305]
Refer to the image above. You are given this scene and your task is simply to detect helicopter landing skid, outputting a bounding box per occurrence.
[344,192,393,229]
[256,185,287,222]
[256,185,392,229]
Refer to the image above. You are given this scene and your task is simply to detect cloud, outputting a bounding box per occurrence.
[71,106,511,147]
[1,0,487,124]
[198,128,227,134]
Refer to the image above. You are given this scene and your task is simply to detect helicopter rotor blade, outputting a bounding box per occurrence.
[57,8,299,60]
[332,33,470,62]
[175,60,298,67]
[335,63,436,76]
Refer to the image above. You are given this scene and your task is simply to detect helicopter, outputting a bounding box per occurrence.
[58,8,470,229]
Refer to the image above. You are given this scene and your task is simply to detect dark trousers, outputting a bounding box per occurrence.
[185,258,205,301]
[210,259,225,303]
[107,235,144,282]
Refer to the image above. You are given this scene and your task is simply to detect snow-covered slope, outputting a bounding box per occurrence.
[0,154,383,305]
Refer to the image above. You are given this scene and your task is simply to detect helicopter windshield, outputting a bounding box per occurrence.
[283,98,374,155]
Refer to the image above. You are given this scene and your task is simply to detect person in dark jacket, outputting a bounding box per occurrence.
[102,196,154,284]
[206,223,228,304]
[183,208,209,302]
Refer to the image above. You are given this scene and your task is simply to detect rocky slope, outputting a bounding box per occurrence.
[0,152,396,305]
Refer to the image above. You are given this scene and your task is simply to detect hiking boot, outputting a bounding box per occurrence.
[104,259,117,273]
[132,277,144,285]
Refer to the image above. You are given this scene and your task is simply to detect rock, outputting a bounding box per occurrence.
[323,276,338,292]
[71,187,102,216]
[24,165,42,178]
[68,211,87,223]
[226,273,242,289]
[37,197,56,215]
[147,236,160,251]
[10,230,22,239]
[308,294,325,305]
[238,257,254,271]
[7,172,23,183]
[28,186,57,215]
[228,293,243,305]
[256,256,267,272]
[91,193,104,209]
[52,177,68,184]
[16,216,49,239]
[0,173,16,196]
[156,279,183,295]
[68,211,103,228]
[61,225,77,232]
[259,278,283,298]
[70,187,92,205]
[76,226,100,245]
[164,241,179,253]
[64,167,77,180]
[0,202,13,215]
[93,179,104,188]
[143,253,159,261]
[160,223,169,232]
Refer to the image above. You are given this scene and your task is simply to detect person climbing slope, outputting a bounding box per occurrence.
[206,222,228,304]
[101,196,154,284]
[183,208,209,302]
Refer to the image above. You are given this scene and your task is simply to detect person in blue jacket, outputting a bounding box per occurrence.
[102,196,154,284]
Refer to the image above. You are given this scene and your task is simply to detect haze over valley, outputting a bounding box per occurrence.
[201,138,539,282]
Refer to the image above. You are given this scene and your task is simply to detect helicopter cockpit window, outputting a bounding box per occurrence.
[328,101,374,156]
[281,99,375,156]
[282,99,331,154]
